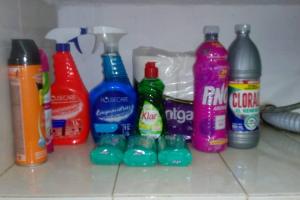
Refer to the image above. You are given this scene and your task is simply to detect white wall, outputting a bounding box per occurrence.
[0,0,56,174]
[57,2,300,106]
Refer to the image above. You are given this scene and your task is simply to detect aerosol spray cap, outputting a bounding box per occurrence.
[8,39,40,65]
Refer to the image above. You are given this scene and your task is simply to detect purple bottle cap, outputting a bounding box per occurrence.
[39,49,49,72]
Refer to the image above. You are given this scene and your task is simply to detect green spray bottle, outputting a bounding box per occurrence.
[137,62,166,138]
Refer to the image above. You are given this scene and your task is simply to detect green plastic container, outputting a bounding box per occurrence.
[90,134,126,165]
[158,135,192,166]
[123,135,157,166]
[137,62,166,139]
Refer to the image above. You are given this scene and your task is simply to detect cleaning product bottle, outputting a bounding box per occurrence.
[193,26,229,153]
[89,26,137,143]
[90,129,126,165]
[137,62,166,138]
[8,39,47,166]
[39,49,53,153]
[123,135,157,166]
[228,24,261,149]
[158,134,192,166]
[45,28,90,145]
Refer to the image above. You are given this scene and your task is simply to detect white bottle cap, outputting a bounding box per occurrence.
[235,24,251,34]
[203,25,219,35]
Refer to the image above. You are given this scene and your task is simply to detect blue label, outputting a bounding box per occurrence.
[91,91,136,142]
[94,123,118,133]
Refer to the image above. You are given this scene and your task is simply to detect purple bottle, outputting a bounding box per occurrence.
[192,26,229,153]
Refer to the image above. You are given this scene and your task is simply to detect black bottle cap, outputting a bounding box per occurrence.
[8,39,40,65]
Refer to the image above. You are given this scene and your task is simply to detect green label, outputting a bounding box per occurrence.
[139,101,162,138]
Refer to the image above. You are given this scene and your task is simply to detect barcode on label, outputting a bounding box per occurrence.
[215,115,225,130]
[11,82,26,162]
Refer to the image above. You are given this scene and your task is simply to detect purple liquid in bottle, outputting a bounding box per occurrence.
[192,26,229,153]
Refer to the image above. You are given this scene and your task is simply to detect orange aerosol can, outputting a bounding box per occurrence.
[8,39,47,166]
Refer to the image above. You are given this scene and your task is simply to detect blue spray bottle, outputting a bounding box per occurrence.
[89,26,137,143]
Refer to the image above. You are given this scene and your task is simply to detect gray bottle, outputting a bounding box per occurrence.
[228,24,262,149]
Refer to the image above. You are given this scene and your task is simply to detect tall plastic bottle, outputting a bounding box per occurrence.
[45,28,90,145]
[228,24,261,149]
[137,62,166,138]
[39,49,53,153]
[89,26,137,143]
[8,39,47,166]
[193,26,229,153]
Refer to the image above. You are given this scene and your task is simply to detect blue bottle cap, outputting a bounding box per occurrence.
[56,43,70,52]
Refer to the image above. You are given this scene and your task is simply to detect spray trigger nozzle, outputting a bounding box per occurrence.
[68,27,88,53]
[45,27,88,53]
[89,26,127,54]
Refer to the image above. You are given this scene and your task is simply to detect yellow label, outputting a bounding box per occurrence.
[209,138,228,145]
[229,81,260,90]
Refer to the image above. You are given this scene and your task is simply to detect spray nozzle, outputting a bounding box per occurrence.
[45,27,88,53]
[68,27,88,53]
[88,26,127,54]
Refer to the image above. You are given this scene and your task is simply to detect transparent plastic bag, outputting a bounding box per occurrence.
[133,47,195,101]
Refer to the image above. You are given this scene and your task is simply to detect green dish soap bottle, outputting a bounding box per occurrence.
[137,62,166,139]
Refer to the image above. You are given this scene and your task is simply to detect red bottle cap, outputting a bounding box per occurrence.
[145,62,158,78]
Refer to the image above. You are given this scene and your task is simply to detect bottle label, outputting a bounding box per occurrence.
[92,91,135,137]
[139,101,163,138]
[42,72,52,148]
[51,93,84,139]
[193,60,229,151]
[228,80,260,132]
[164,98,193,140]
[8,65,47,165]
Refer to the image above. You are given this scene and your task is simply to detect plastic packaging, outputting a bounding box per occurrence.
[133,47,195,100]
[46,28,90,145]
[133,47,194,140]
[90,134,126,165]
[123,135,157,166]
[228,24,262,149]
[192,26,229,153]
[158,135,192,166]
[8,39,47,166]
[137,62,166,139]
[89,26,137,143]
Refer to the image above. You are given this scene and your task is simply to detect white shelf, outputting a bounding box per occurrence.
[115,149,245,200]
[0,138,118,200]
[0,126,299,200]
[221,126,300,200]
